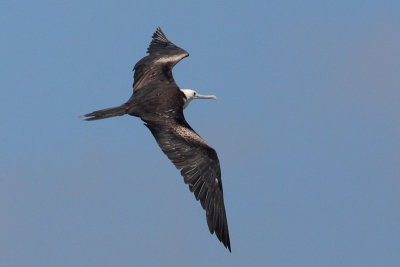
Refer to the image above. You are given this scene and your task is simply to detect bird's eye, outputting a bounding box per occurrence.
[193,92,196,96]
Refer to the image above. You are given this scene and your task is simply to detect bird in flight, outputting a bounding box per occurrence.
[81,27,231,251]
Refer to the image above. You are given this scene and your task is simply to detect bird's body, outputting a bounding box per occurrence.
[81,28,231,251]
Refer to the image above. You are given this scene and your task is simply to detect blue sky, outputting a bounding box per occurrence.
[1,1,399,266]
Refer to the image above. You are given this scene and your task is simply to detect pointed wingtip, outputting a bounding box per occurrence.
[224,234,232,252]
[151,26,169,43]
[147,27,176,54]
[224,231,231,252]
[154,26,161,36]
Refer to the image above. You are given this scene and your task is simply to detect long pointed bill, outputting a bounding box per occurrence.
[194,94,218,100]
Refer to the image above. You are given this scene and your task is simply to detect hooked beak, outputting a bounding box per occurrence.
[194,94,218,100]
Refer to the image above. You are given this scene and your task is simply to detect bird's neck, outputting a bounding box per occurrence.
[183,98,193,110]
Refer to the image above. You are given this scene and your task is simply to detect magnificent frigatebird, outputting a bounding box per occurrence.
[81,28,231,251]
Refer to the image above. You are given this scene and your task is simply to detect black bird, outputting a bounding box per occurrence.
[81,28,231,251]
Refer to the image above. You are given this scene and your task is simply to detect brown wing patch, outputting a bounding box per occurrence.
[133,70,154,91]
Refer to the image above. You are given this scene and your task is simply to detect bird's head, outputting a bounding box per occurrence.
[181,89,217,109]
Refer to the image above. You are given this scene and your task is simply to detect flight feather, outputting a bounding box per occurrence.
[145,118,231,252]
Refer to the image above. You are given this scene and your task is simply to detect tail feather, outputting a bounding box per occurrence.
[80,105,127,121]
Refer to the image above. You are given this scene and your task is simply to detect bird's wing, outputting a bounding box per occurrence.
[146,27,178,55]
[133,27,189,91]
[144,118,231,251]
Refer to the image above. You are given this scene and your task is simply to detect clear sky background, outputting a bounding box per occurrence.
[1,1,399,266]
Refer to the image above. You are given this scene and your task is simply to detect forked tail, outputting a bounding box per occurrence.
[80,105,127,121]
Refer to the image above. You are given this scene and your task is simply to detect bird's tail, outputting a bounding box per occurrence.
[80,105,127,121]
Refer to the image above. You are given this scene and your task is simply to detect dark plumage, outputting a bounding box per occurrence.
[81,27,231,251]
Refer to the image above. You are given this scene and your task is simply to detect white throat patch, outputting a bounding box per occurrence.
[181,89,196,110]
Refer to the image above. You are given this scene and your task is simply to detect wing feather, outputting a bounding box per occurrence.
[132,27,188,92]
[144,119,231,252]
[147,27,175,54]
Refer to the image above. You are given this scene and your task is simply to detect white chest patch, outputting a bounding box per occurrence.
[183,98,193,110]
